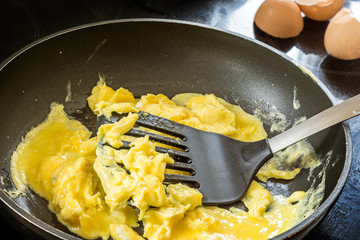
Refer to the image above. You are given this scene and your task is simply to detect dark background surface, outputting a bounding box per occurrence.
[0,0,359,239]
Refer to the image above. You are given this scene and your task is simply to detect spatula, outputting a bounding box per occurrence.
[97,94,360,205]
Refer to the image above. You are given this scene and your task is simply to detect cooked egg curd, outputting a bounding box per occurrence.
[11,80,322,240]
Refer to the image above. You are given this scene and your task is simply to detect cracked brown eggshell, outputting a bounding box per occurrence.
[254,0,304,38]
[295,0,344,21]
[324,8,360,60]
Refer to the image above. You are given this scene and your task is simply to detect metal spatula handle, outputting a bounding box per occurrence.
[269,94,360,153]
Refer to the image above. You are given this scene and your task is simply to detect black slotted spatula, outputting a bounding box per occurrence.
[97,94,360,205]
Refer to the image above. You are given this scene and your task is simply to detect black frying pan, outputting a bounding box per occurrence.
[0,19,352,240]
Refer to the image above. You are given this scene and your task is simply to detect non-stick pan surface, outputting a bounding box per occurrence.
[0,19,352,240]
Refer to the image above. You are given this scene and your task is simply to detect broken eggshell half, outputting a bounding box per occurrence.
[324,8,360,60]
[254,0,304,38]
[295,0,344,21]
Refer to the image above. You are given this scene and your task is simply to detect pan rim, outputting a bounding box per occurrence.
[0,18,353,240]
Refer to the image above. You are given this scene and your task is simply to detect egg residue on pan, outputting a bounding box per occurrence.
[10,79,325,240]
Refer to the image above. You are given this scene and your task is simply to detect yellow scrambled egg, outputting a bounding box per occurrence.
[10,80,321,240]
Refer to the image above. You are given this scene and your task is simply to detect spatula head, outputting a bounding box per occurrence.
[97,111,273,205]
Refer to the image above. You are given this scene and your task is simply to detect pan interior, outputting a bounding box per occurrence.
[0,20,347,239]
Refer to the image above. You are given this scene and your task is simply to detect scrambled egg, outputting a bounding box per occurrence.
[10,80,322,240]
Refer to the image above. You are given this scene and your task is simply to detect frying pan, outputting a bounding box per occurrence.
[0,19,352,240]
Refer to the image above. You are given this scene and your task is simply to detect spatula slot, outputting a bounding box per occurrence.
[126,128,188,151]
[116,140,192,164]
[166,162,195,175]
[164,174,200,188]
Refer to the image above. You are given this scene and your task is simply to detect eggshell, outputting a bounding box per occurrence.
[295,0,344,21]
[324,8,360,60]
[254,0,304,38]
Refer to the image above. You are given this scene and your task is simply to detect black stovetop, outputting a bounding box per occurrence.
[1,0,359,239]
